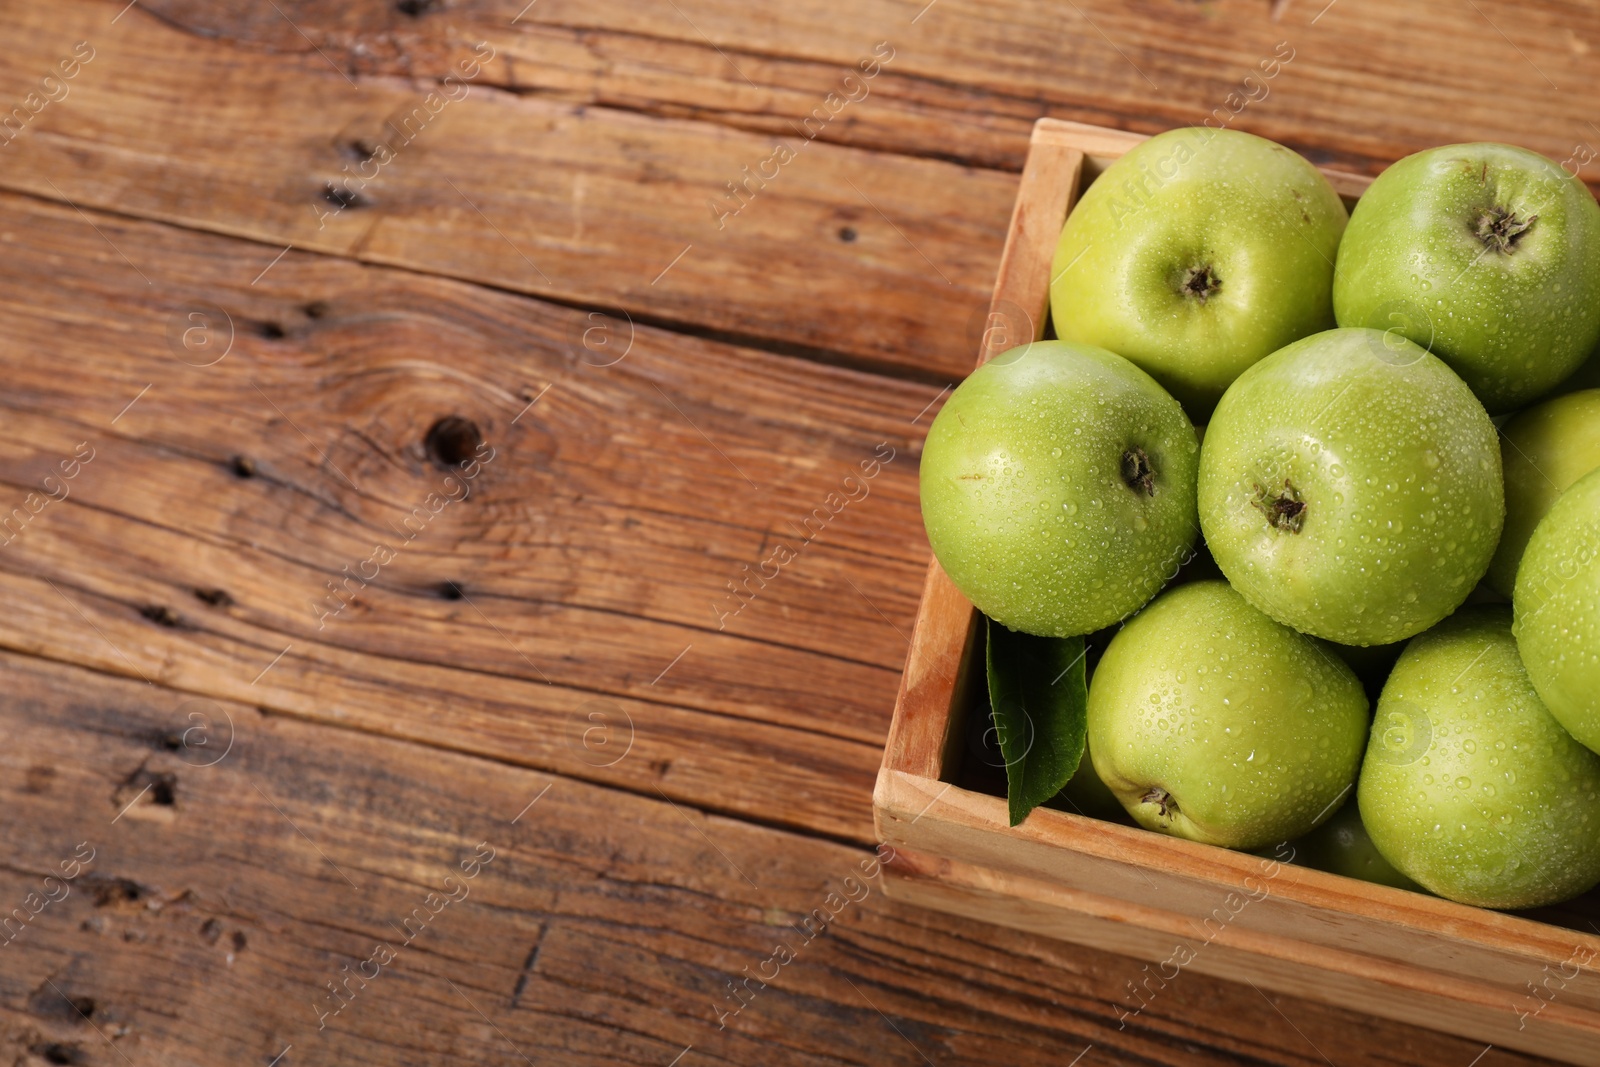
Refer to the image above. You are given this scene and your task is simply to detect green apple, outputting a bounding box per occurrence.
[1199,328,1503,646]
[1486,389,1600,596]
[920,340,1199,637]
[1087,580,1368,849]
[1359,607,1600,909]
[1514,466,1600,754]
[1334,142,1600,414]
[1049,127,1347,419]
[1290,799,1422,892]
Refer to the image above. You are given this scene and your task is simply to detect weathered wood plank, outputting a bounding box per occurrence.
[131,0,1600,185]
[0,651,1557,1067]
[26,0,1597,390]
[0,0,1013,382]
[0,188,948,841]
[134,3,1041,169]
[9,0,1600,386]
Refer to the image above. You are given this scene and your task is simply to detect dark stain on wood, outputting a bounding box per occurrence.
[138,604,184,629]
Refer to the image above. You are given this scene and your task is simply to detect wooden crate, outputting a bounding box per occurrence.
[874,118,1600,1064]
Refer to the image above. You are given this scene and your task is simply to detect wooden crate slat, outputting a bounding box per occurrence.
[886,849,1600,1066]
[877,769,1600,1008]
[883,130,1084,781]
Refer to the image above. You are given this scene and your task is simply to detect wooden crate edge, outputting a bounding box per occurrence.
[882,850,1600,1065]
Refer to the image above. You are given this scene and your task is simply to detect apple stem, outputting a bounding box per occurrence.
[1141,786,1177,819]
[1180,264,1221,303]
[1475,207,1537,254]
[1253,480,1307,534]
[1121,447,1157,496]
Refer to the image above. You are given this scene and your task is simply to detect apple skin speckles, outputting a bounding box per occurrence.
[920,340,1199,638]
[1515,466,1600,757]
[1199,327,1503,647]
[1334,141,1600,414]
[1361,607,1600,909]
[1050,126,1348,422]
[1088,580,1369,850]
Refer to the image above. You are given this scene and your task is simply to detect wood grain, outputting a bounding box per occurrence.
[0,187,955,843]
[17,0,1597,388]
[0,0,1013,382]
[0,650,1558,1067]
[132,0,1600,185]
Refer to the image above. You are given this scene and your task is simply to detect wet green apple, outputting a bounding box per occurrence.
[1049,127,1347,420]
[1290,799,1422,891]
[1486,389,1600,596]
[1359,607,1600,909]
[1087,580,1369,849]
[1199,328,1503,646]
[920,340,1199,637]
[1334,142,1600,413]
[1514,467,1600,754]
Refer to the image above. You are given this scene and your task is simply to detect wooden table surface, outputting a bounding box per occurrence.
[0,1,1592,1063]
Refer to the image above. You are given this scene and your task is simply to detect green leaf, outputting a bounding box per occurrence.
[985,617,1088,827]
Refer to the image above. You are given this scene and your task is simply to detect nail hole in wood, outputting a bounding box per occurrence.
[322,183,365,210]
[86,877,145,908]
[139,604,182,628]
[148,774,176,806]
[27,986,95,1026]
